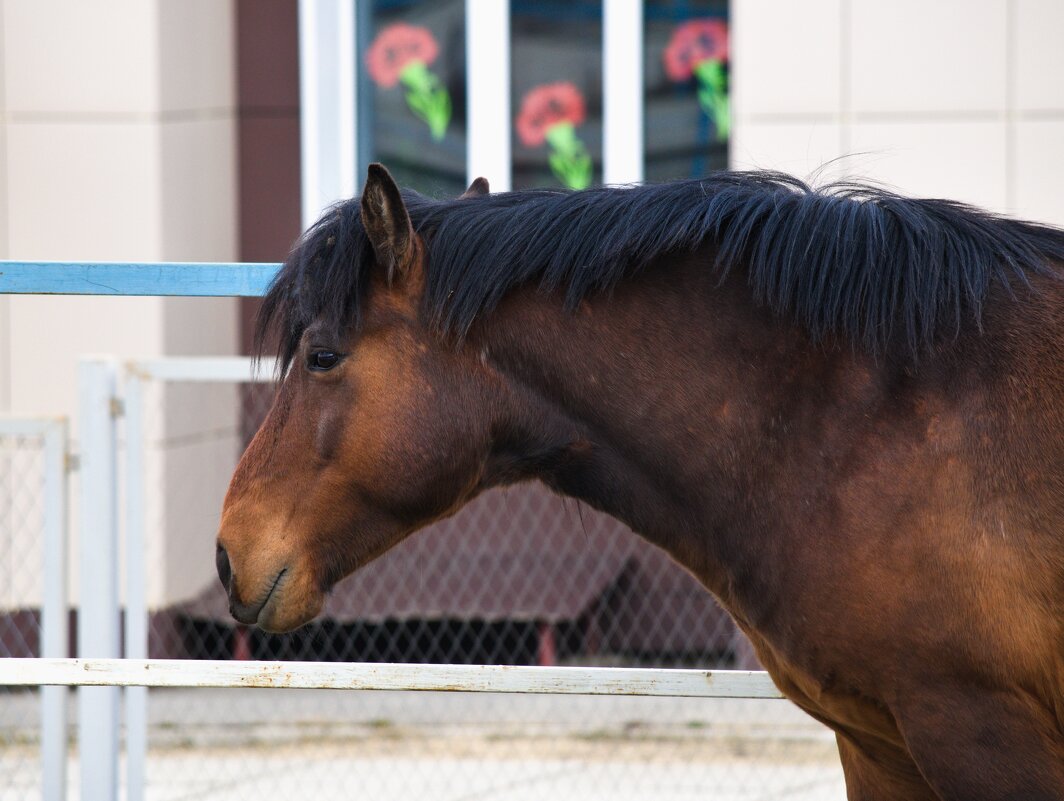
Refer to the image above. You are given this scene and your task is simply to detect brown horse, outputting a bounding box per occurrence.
[216,164,1064,800]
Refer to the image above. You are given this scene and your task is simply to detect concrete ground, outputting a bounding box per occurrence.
[2,688,848,800]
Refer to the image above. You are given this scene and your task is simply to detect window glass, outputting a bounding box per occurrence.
[644,0,730,181]
[511,1,603,190]
[360,0,467,197]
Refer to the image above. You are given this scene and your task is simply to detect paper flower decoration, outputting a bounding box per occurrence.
[517,82,592,190]
[366,23,451,140]
[663,18,730,141]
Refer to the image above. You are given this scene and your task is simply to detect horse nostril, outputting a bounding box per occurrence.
[216,544,232,591]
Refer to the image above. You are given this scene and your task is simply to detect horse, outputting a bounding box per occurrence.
[215,163,1064,800]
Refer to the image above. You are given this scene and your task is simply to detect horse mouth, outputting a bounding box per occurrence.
[229,567,287,628]
[255,568,288,625]
[255,567,325,634]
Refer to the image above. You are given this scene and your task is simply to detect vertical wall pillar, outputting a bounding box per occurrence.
[603,0,644,185]
[298,0,358,227]
[466,0,512,191]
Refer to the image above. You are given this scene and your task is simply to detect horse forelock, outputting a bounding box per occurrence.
[256,171,1064,372]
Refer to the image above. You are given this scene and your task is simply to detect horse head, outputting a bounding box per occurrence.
[215,165,501,632]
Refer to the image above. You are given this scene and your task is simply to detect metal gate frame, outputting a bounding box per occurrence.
[0,416,70,801]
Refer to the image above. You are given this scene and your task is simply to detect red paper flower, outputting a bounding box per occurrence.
[516,82,587,147]
[663,18,729,82]
[366,23,440,88]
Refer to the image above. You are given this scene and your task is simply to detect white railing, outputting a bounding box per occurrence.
[0,658,782,698]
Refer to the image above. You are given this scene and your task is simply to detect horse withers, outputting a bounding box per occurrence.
[216,164,1064,800]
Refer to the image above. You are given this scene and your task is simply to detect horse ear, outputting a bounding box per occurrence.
[360,163,414,282]
[459,177,490,199]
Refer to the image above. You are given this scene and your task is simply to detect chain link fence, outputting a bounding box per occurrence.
[122,359,845,800]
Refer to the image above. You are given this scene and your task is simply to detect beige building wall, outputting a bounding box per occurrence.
[731,0,1064,226]
[0,0,241,608]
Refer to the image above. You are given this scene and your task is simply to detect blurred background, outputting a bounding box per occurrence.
[1,1,1062,799]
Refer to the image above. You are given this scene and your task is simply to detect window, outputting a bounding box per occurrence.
[361,0,468,196]
[511,1,603,190]
[645,0,730,181]
[300,0,730,224]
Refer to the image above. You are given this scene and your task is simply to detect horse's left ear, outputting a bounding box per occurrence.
[459,177,490,199]
[360,163,415,283]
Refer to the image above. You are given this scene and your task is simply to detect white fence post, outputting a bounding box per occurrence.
[123,368,147,801]
[41,419,70,801]
[78,358,120,801]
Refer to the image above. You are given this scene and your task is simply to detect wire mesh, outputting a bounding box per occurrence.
[124,366,845,799]
[0,432,49,800]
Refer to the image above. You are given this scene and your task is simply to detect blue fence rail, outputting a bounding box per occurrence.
[0,261,280,297]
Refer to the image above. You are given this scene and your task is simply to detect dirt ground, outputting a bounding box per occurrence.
[1,687,848,800]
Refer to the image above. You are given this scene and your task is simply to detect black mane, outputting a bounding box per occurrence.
[258,171,1064,369]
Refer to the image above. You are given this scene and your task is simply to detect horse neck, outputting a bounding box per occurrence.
[476,250,863,608]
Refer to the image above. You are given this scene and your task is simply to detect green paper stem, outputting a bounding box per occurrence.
[544,122,592,190]
[693,59,730,142]
[399,61,451,141]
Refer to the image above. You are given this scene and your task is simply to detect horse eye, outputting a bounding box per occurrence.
[309,350,340,371]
